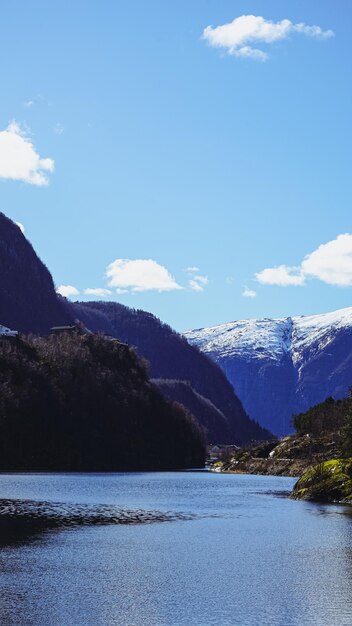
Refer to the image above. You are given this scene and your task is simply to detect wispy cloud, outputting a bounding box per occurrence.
[54,123,64,135]
[84,288,112,297]
[202,15,334,61]
[188,275,209,292]
[56,285,80,298]
[242,287,257,298]
[23,94,48,108]
[185,267,209,292]
[0,121,54,186]
[256,234,352,288]
[106,259,182,293]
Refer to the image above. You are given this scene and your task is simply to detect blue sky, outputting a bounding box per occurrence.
[0,1,351,331]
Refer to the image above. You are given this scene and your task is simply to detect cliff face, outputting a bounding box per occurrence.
[218,352,297,436]
[0,212,73,334]
[185,309,352,436]
[295,327,352,412]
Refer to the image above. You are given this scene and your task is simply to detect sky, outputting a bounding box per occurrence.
[0,0,351,331]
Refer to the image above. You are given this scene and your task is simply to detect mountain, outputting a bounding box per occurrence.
[0,212,268,445]
[71,301,271,444]
[0,333,205,470]
[185,308,352,436]
[0,212,73,334]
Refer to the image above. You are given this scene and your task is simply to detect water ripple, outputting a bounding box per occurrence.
[0,498,194,544]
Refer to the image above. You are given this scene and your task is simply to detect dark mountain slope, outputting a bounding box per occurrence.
[0,212,73,334]
[72,301,271,444]
[152,379,229,443]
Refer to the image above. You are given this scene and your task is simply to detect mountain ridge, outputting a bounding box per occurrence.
[185,307,352,436]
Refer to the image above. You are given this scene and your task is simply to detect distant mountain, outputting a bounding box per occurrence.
[72,301,271,444]
[0,212,73,334]
[185,309,352,436]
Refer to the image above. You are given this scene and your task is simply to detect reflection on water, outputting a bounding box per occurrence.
[0,472,352,626]
[0,498,194,546]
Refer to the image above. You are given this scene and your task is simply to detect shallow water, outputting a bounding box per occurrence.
[0,471,352,626]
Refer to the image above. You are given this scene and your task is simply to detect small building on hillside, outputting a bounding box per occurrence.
[0,324,18,337]
[50,325,82,335]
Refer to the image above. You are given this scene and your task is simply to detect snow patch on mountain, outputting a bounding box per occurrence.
[186,317,293,362]
[185,307,352,366]
[292,308,352,368]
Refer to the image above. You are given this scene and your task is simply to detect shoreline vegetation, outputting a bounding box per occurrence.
[210,394,352,504]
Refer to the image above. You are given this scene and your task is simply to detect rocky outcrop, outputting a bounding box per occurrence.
[291,459,352,503]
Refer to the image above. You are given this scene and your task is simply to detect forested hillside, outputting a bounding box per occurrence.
[0,333,205,470]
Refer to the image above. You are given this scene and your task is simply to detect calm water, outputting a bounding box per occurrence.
[0,471,352,626]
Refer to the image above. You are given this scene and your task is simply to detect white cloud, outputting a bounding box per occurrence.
[189,275,209,292]
[0,121,54,186]
[202,14,334,61]
[302,234,352,286]
[255,234,352,288]
[56,285,80,298]
[256,265,305,286]
[24,100,35,108]
[189,280,203,292]
[84,288,112,297]
[106,259,182,293]
[15,221,25,234]
[242,288,257,298]
[185,267,209,292]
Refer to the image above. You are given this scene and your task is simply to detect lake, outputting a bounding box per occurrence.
[0,471,352,626]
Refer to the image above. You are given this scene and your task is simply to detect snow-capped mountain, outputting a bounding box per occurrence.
[185,308,352,436]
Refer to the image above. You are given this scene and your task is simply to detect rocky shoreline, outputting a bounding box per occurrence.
[211,434,352,504]
[212,433,341,477]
